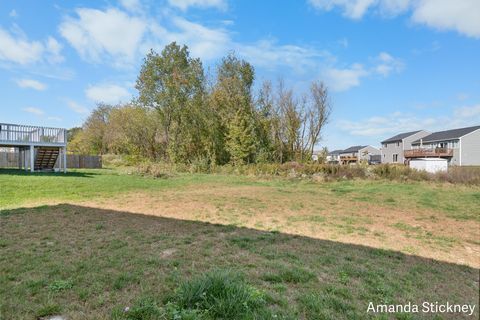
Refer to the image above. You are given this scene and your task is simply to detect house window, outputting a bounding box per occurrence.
[383,144,387,148]
[393,154,398,162]
[396,142,400,147]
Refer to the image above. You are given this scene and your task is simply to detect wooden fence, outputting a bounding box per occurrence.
[66,154,102,169]
[0,152,102,169]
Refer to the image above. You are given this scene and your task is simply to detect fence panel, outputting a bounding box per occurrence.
[0,152,102,169]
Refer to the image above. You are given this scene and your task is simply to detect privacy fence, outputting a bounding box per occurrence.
[0,152,102,169]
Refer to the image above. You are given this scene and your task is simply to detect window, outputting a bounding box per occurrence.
[383,144,387,148]
[396,142,400,147]
[393,154,398,162]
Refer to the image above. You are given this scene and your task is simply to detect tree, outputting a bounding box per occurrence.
[135,42,207,162]
[80,104,112,155]
[226,108,257,165]
[210,53,258,164]
[306,81,331,159]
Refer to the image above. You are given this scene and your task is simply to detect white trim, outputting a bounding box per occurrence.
[459,128,480,140]
[459,137,462,166]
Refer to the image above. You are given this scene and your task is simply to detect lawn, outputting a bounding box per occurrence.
[0,168,479,319]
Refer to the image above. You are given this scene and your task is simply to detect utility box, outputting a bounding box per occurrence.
[409,158,448,173]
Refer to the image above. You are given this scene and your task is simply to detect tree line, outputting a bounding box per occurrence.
[69,42,331,165]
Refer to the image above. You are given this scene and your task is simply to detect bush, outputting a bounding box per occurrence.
[132,159,480,185]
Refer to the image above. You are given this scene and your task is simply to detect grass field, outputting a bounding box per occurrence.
[1,169,479,319]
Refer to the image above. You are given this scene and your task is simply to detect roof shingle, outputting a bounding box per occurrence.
[381,130,422,143]
[412,125,480,144]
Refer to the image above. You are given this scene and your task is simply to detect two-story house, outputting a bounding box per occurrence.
[381,130,430,164]
[339,145,380,164]
[409,125,480,166]
[326,149,342,164]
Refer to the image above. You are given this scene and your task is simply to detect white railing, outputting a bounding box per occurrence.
[0,123,66,145]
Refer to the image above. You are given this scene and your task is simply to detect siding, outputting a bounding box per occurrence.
[381,130,429,164]
[358,146,380,161]
[381,141,403,164]
[461,129,480,165]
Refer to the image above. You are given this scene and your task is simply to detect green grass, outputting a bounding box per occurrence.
[0,203,478,319]
[0,168,479,319]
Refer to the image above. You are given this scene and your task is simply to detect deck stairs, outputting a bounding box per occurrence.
[34,147,59,171]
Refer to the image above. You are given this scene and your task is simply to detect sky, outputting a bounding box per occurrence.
[1,0,479,150]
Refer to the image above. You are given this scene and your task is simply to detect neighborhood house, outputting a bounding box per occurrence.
[409,126,480,166]
[339,145,380,165]
[381,130,430,164]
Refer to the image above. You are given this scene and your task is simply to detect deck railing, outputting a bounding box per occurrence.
[0,123,66,145]
[340,155,358,161]
[404,148,453,158]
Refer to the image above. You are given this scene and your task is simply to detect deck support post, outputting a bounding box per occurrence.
[63,147,67,173]
[30,145,34,172]
[18,147,22,170]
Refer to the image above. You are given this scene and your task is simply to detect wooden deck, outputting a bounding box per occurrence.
[404,148,453,158]
[340,155,358,164]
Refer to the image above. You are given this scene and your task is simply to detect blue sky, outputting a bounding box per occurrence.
[1,0,479,150]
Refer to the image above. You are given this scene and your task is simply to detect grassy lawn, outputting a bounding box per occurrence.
[1,168,479,319]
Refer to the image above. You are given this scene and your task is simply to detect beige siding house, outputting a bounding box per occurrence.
[381,130,430,164]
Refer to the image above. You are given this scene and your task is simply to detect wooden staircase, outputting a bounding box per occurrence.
[34,147,60,171]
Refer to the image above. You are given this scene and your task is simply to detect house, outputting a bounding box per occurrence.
[409,125,480,166]
[381,130,430,164]
[326,149,342,164]
[339,145,380,164]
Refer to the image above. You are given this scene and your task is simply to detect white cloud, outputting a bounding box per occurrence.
[309,0,480,38]
[16,79,47,91]
[152,17,231,61]
[0,27,64,66]
[0,27,44,64]
[338,105,480,138]
[237,40,329,73]
[168,0,227,11]
[66,100,89,114]
[23,107,44,115]
[120,0,142,12]
[46,37,64,64]
[85,84,131,104]
[374,51,404,76]
[454,104,480,118]
[309,0,378,19]
[412,0,480,38]
[9,10,18,18]
[324,63,368,91]
[48,116,63,122]
[57,5,341,75]
[59,8,147,65]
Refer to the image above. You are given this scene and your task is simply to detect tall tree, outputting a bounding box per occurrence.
[135,42,207,162]
[306,81,331,158]
[210,53,258,164]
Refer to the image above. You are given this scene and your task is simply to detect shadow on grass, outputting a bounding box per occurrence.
[1,204,478,319]
[0,168,98,178]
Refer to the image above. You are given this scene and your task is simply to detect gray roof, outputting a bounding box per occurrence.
[412,125,480,144]
[328,149,343,155]
[381,130,422,143]
[341,145,367,153]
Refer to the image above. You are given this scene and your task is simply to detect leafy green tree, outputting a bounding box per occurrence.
[210,53,258,164]
[136,42,207,163]
[80,103,112,155]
